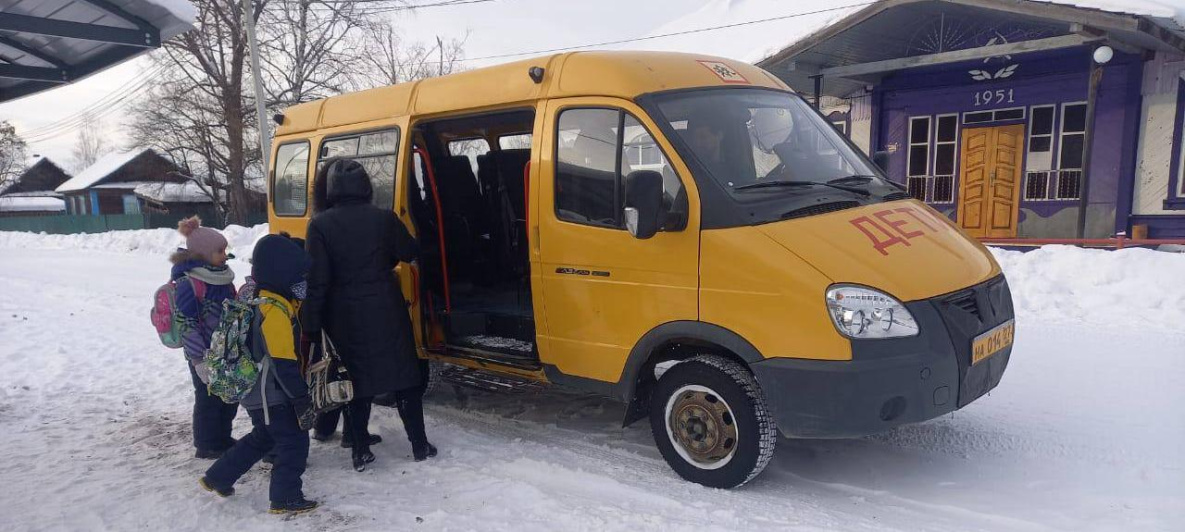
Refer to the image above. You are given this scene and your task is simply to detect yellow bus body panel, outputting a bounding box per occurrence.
[701,200,1000,363]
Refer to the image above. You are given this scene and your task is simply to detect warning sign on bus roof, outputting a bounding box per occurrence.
[698,60,750,84]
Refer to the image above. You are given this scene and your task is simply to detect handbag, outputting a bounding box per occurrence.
[306,331,354,413]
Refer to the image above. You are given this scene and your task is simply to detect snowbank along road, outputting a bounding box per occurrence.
[0,227,1182,531]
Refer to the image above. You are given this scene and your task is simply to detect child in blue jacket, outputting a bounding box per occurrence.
[171,216,238,459]
[200,234,319,515]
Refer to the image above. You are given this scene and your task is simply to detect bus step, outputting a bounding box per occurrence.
[442,365,543,394]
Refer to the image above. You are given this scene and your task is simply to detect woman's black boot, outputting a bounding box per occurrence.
[413,442,438,462]
[352,447,375,472]
[396,393,436,461]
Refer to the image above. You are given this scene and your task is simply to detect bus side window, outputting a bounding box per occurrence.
[274,141,310,216]
[555,108,622,229]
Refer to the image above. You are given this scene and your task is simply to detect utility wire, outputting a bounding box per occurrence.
[20,63,167,139]
[416,2,873,65]
[21,2,868,142]
[22,66,168,142]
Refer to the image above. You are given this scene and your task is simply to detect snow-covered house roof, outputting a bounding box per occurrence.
[0,196,66,213]
[55,150,182,193]
[0,1,195,103]
[134,182,216,204]
[0,157,72,197]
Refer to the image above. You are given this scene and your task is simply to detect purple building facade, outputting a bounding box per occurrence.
[757,0,1185,240]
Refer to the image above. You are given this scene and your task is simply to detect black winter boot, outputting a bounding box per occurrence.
[413,442,438,462]
[199,477,235,497]
[269,498,319,515]
[396,394,435,461]
[351,448,376,472]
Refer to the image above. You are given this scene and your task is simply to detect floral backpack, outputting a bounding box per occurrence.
[205,295,290,405]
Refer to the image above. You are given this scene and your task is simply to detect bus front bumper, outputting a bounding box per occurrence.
[750,275,1014,439]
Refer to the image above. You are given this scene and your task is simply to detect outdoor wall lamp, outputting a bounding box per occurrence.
[1093,45,1114,65]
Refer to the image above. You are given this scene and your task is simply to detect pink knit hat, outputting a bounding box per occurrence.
[177,216,227,260]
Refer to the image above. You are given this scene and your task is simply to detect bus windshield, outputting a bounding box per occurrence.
[651,88,887,196]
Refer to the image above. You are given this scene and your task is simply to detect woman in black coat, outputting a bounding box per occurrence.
[302,158,436,471]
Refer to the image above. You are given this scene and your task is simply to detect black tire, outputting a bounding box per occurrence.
[649,355,777,489]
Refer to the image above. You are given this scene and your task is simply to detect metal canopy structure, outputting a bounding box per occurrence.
[0,0,192,103]
[757,0,1185,99]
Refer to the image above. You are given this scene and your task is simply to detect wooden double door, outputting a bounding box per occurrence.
[958,124,1024,238]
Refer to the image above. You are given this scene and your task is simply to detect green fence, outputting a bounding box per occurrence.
[0,211,267,234]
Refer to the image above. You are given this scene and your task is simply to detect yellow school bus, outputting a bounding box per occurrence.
[269,51,1014,488]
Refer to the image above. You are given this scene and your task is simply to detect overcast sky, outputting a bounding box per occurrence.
[0,0,725,169]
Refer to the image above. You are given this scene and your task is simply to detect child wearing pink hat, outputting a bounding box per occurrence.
[170,216,239,459]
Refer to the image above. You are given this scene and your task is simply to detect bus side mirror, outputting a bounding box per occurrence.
[624,170,663,240]
[872,151,890,173]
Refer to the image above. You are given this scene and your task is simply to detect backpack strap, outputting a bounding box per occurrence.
[184,275,207,303]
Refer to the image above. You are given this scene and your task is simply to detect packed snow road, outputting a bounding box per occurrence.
[0,232,1182,531]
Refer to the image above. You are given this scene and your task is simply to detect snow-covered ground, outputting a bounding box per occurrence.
[0,227,1182,531]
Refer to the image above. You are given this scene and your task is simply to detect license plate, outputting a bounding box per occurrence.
[972,319,1015,365]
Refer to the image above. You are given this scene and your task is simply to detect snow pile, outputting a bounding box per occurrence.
[991,245,1185,330]
[1,243,1182,530]
[0,223,268,258]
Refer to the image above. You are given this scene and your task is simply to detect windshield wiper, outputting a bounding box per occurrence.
[827,174,877,185]
[735,179,871,196]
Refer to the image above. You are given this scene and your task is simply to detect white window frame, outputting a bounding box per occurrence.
[907,116,931,178]
[961,106,1027,125]
[1054,101,1088,200]
[1178,73,1185,195]
[1024,104,1057,201]
[929,113,958,204]
[1056,102,1088,171]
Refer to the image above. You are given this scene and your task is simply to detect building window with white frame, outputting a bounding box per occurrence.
[1054,102,1087,200]
[1024,105,1056,200]
[930,114,957,203]
[906,116,931,201]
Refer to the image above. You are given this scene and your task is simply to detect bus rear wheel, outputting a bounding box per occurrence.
[649,355,777,489]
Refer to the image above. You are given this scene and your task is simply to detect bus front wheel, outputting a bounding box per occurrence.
[649,354,777,489]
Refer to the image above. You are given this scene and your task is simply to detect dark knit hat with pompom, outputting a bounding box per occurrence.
[177,216,227,261]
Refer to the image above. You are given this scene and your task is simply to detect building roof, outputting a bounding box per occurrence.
[276,51,788,137]
[755,0,1185,99]
[0,0,195,103]
[0,157,72,196]
[0,195,66,212]
[133,181,214,203]
[55,149,148,192]
[1,190,64,198]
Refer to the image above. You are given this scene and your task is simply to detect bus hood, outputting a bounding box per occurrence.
[758,200,1000,302]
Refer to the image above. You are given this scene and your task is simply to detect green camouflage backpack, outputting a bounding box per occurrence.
[205,297,283,403]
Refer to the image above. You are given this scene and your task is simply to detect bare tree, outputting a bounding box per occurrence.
[0,121,27,192]
[258,0,377,105]
[361,21,467,86]
[125,0,465,223]
[70,112,110,172]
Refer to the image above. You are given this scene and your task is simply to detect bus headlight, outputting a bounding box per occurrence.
[825,285,919,339]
